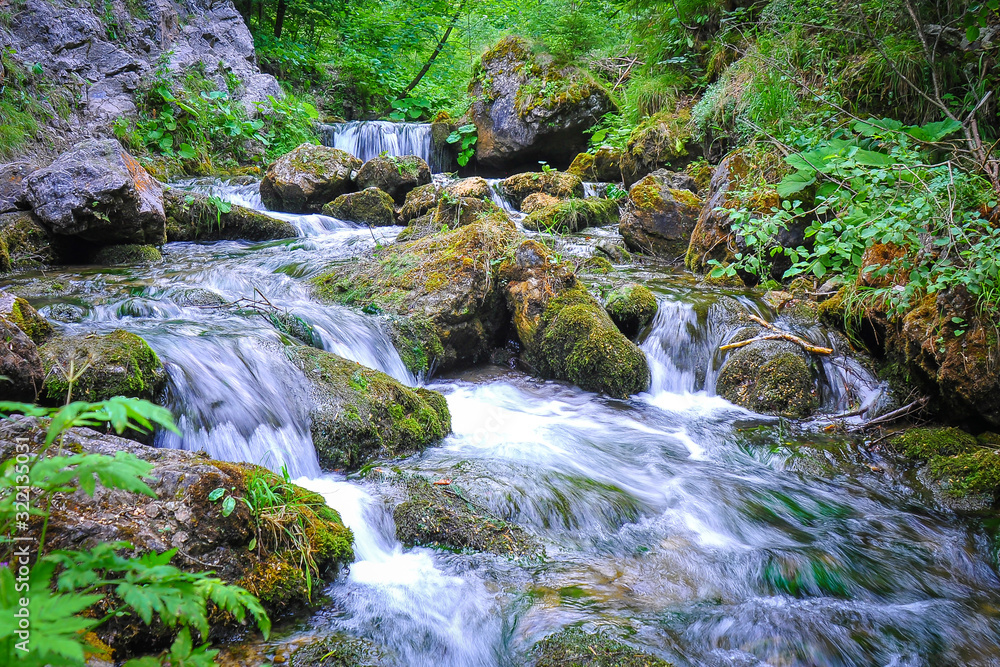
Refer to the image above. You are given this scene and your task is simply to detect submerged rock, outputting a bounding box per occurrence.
[717,333,818,417]
[382,473,539,558]
[620,170,701,259]
[355,155,432,205]
[604,283,658,338]
[260,144,362,213]
[0,417,353,654]
[288,346,451,470]
[290,634,390,667]
[0,317,43,401]
[523,198,619,233]
[530,626,672,666]
[312,215,517,374]
[38,329,166,405]
[502,240,649,398]
[499,171,584,209]
[466,36,614,169]
[323,187,397,226]
[25,139,166,247]
[164,188,296,241]
[90,244,162,265]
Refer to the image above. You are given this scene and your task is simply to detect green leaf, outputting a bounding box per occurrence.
[208,487,225,502]
[776,171,816,197]
[222,495,236,517]
[178,143,198,160]
[905,118,963,142]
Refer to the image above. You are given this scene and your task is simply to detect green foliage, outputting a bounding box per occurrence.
[586,113,635,151]
[389,95,433,121]
[0,50,73,158]
[446,123,478,166]
[258,93,320,161]
[0,398,270,665]
[713,118,999,313]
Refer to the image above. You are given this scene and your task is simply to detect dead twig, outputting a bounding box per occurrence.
[720,313,834,354]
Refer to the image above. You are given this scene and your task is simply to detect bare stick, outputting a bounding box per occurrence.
[720,333,834,355]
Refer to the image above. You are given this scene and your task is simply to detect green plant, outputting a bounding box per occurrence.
[538,161,555,174]
[0,397,270,666]
[446,124,477,166]
[258,93,320,161]
[605,183,627,201]
[388,95,433,121]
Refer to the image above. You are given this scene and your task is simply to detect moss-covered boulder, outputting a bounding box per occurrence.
[399,182,442,225]
[530,626,672,666]
[164,188,296,241]
[568,148,623,182]
[890,427,1000,504]
[500,171,585,209]
[0,291,52,344]
[523,198,619,233]
[717,333,818,417]
[355,155,432,205]
[312,215,518,374]
[448,176,491,199]
[621,107,697,187]
[522,192,561,213]
[502,240,649,397]
[620,170,701,259]
[260,144,362,213]
[0,210,54,272]
[90,244,162,265]
[38,329,166,405]
[288,346,451,470]
[323,187,397,226]
[466,37,615,169]
[380,473,539,557]
[0,317,43,401]
[0,418,353,656]
[290,635,389,667]
[604,283,658,338]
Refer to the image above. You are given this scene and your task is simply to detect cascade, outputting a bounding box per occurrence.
[321,121,451,172]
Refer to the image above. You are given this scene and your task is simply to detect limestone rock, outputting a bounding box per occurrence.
[355,155,432,205]
[324,187,397,226]
[620,170,701,259]
[260,144,362,213]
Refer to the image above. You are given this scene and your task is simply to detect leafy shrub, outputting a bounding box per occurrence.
[446,123,478,166]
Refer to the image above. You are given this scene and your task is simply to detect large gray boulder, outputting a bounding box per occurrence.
[0,162,35,214]
[260,144,362,213]
[25,139,166,246]
[466,37,615,169]
[355,155,431,205]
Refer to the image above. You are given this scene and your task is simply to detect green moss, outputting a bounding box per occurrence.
[323,187,396,226]
[5,296,52,344]
[388,473,539,557]
[891,427,978,461]
[290,635,388,667]
[531,627,672,667]
[578,255,614,274]
[567,152,596,178]
[717,339,817,417]
[523,198,619,233]
[668,187,701,208]
[239,555,309,607]
[387,315,446,376]
[531,283,650,398]
[90,244,162,265]
[605,284,658,338]
[289,346,451,470]
[629,182,665,210]
[39,330,166,404]
[499,171,585,208]
[929,449,1000,497]
[0,211,54,272]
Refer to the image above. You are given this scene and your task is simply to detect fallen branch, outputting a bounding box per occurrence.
[719,314,833,355]
[860,396,929,429]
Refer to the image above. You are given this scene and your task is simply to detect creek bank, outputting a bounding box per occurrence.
[0,416,353,658]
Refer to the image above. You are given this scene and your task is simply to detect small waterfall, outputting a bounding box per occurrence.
[321,121,451,172]
[582,182,608,198]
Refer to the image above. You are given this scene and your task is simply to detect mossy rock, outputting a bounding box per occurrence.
[90,244,162,265]
[311,216,517,373]
[499,171,585,209]
[929,449,1000,498]
[716,337,818,417]
[530,626,672,666]
[355,155,432,205]
[431,196,505,231]
[0,211,54,272]
[290,634,389,667]
[605,284,658,338]
[386,473,540,558]
[620,171,701,259]
[164,189,296,241]
[398,183,441,225]
[891,427,978,461]
[522,192,561,213]
[621,106,696,187]
[0,316,44,402]
[288,346,451,470]
[0,291,52,344]
[38,330,166,404]
[578,255,614,275]
[323,187,396,226]
[447,176,491,199]
[530,282,650,398]
[260,144,362,213]
[523,198,619,233]
[568,148,622,182]
[384,315,446,377]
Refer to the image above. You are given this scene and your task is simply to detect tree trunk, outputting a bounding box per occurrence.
[400,0,468,97]
[274,0,286,38]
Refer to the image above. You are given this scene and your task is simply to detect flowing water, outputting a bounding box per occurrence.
[321,121,452,172]
[8,176,1000,666]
